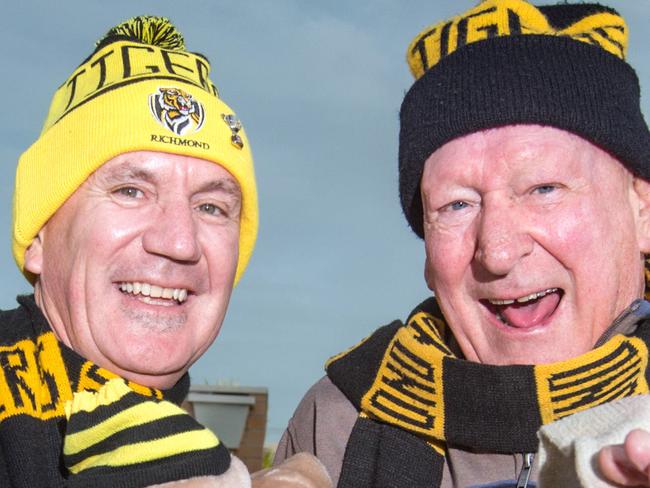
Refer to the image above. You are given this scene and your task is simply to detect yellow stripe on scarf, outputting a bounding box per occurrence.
[67,429,219,473]
[535,335,649,424]
[64,378,222,473]
[360,311,449,442]
[64,400,185,456]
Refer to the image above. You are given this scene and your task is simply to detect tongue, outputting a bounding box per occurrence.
[500,291,560,328]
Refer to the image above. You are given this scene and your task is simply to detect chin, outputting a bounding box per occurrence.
[102,337,193,378]
[480,338,590,366]
[113,356,189,388]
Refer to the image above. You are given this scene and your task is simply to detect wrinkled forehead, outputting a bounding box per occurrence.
[42,151,243,234]
[422,125,634,188]
[89,151,242,196]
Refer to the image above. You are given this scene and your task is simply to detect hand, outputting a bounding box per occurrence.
[598,429,650,486]
[150,477,224,487]
[149,456,252,487]
[251,452,332,488]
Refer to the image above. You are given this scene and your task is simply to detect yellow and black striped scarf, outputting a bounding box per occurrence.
[63,378,230,488]
[328,297,650,487]
[0,295,230,487]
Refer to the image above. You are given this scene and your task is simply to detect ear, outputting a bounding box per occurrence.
[424,253,435,292]
[24,232,44,276]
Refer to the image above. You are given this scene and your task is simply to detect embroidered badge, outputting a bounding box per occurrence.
[149,87,205,136]
[222,113,244,149]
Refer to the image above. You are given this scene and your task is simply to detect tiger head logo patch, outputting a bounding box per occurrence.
[149,87,205,136]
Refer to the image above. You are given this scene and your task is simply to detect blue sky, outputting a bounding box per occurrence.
[3,1,649,443]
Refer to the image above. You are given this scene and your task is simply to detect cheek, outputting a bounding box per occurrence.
[83,210,152,262]
[541,207,595,259]
[425,226,475,290]
[533,200,640,301]
[543,200,631,261]
[53,206,142,254]
[202,229,240,284]
[102,218,144,242]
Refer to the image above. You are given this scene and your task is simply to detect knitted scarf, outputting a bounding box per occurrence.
[327,297,650,488]
[62,378,231,488]
[0,295,231,487]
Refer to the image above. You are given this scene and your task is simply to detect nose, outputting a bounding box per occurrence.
[142,202,201,263]
[474,199,533,277]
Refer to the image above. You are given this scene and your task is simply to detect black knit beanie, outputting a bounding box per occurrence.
[399,0,650,238]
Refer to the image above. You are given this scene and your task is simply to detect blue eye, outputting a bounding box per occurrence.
[534,185,556,194]
[115,187,143,198]
[198,203,223,215]
[449,201,468,211]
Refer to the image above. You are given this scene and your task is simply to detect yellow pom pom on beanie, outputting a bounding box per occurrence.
[13,16,258,284]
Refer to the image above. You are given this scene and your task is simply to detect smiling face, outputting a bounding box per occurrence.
[421,125,650,365]
[24,151,241,388]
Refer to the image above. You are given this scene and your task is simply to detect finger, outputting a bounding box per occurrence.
[624,429,650,479]
[598,444,649,486]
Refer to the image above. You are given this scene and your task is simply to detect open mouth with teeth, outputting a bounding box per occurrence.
[482,288,564,329]
[119,282,189,305]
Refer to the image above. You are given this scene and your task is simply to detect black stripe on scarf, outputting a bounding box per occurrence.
[337,416,443,488]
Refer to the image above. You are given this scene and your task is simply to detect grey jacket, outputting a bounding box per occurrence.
[275,376,539,487]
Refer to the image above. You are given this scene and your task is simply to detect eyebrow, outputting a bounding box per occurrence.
[95,162,157,186]
[96,161,242,201]
[195,179,241,200]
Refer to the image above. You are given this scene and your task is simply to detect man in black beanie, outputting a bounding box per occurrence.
[275,1,650,486]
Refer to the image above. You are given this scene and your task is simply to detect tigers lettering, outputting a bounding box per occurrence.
[60,41,218,123]
[407,0,626,79]
[0,332,71,421]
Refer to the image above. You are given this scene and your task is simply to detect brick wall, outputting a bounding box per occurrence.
[231,391,267,472]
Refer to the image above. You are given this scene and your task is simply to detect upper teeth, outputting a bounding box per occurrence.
[119,282,188,303]
[489,288,558,306]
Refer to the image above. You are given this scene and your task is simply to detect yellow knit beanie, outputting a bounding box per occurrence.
[13,16,258,284]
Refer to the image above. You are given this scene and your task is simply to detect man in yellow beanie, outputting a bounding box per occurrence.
[0,15,333,488]
[2,15,335,488]
[0,14,259,488]
[275,1,650,486]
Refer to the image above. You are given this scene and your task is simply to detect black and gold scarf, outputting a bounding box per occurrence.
[0,295,231,487]
[327,297,650,487]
